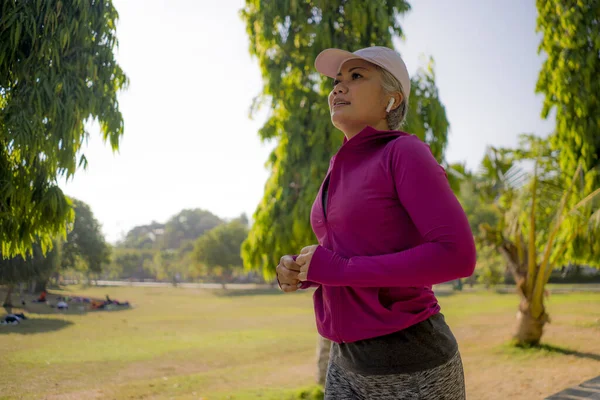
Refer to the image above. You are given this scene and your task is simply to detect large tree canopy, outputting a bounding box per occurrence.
[0,1,128,257]
[240,1,451,278]
[536,0,600,264]
[537,0,600,180]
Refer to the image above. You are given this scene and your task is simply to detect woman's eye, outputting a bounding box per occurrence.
[333,73,361,87]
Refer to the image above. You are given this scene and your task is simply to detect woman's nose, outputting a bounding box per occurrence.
[333,83,348,94]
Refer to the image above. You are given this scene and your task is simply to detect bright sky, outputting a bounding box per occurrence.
[59,0,555,244]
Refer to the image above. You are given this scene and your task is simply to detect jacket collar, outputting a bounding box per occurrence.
[340,125,410,152]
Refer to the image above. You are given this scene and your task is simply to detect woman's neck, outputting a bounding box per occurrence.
[343,120,389,141]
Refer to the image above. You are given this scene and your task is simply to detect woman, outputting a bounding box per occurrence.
[276,46,476,399]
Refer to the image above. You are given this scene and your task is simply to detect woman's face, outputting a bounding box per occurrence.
[328,59,389,138]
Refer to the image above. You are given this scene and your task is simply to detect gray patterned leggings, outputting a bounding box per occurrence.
[324,351,465,400]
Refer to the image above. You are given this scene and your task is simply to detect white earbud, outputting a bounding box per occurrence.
[386,98,395,112]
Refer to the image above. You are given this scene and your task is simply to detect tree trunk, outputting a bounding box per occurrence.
[468,274,475,288]
[514,300,549,346]
[33,278,48,293]
[316,335,332,386]
[453,279,463,291]
[3,285,14,307]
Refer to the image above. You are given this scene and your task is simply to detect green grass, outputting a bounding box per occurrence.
[1,286,599,399]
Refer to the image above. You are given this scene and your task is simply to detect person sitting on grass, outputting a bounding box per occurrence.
[32,290,47,303]
[1,312,27,325]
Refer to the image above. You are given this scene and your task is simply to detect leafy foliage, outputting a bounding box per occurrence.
[478,134,600,344]
[0,0,128,257]
[118,209,223,251]
[457,179,499,234]
[105,247,155,281]
[194,220,249,283]
[475,244,505,287]
[456,178,503,287]
[159,209,223,250]
[536,0,600,264]
[404,57,450,164]
[537,0,600,180]
[119,221,166,250]
[0,198,108,287]
[0,243,59,286]
[108,212,250,282]
[61,198,110,274]
[240,1,452,279]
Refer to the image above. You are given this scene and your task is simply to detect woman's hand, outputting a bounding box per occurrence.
[296,245,319,281]
[276,255,302,292]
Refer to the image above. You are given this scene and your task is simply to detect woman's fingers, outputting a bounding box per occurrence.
[281,255,302,271]
[277,263,299,281]
[277,255,301,291]
[280,283,298,293]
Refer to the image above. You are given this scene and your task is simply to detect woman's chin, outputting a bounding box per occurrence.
[331,113,354,131]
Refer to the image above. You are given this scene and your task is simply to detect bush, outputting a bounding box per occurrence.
[476,244,505,287]
[287,386,324,400]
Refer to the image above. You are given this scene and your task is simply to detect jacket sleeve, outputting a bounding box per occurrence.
[276,255,319,290]
[306,138,476,287]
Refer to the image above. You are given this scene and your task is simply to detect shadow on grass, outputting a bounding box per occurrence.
[537,344,600,362]
[432,290,457,297]
[0,318,73,335]
[213,288,284,297]
[21,303,133,315]
[507,342,600,362]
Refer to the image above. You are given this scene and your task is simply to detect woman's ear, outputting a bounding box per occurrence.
[391,92,403,111]
[386,98,395,112]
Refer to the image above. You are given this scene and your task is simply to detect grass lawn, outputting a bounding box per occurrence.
[0,285,599,399]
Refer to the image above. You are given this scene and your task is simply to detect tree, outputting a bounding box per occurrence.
[0,1,128,258]
[159,209,223,250]
[104,247,155,281]
[119,221,166,250]
[240,1,456,386]
[479,135,600,345]
[118,209,223,251]
[536,0,600,263]
[146,250,178,285]
[458,178,500,235]
[144,244,198,286]
[403,57,450,165]
[0,198,109,295]
[194,220,248,288]
[240,1,453,280]
[60,198,110,284]
[1,243,60,307]
[474,243,505,287]
[456,177,502,287]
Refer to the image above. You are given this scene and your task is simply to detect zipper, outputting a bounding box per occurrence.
[322,158,344,344]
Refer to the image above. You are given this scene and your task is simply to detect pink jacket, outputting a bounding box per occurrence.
[301,126,476,344]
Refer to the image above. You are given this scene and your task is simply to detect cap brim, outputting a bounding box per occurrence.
[315,49,363,79]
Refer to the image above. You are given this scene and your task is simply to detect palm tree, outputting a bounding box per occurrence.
[478,135,600,345]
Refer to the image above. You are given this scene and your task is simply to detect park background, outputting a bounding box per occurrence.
[1,1,599,399]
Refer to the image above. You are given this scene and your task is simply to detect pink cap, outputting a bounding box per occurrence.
[315,46,411,100]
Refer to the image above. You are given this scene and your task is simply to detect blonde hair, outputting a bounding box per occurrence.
[376,65,409,130]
